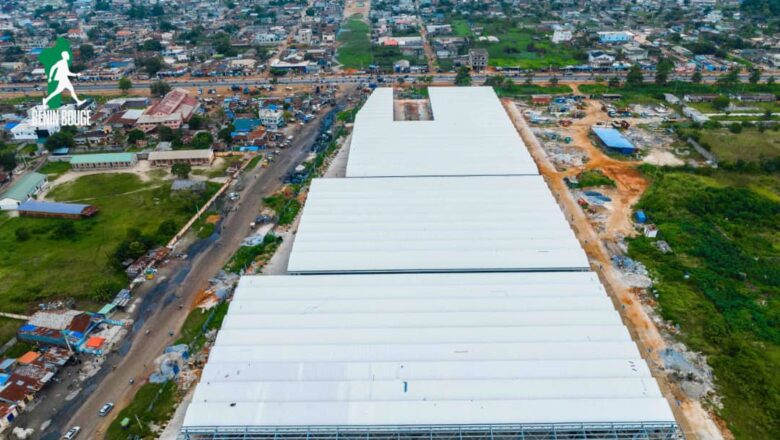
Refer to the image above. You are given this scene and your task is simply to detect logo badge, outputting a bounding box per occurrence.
[39,37,84,109]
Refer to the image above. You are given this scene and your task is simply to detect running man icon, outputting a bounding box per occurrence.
[39,38,84,109]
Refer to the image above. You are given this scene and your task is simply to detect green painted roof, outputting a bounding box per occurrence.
[70,152,136,164]
[2,172,46,201]
[98,304,116,315]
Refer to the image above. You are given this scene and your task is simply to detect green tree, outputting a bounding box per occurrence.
[625,64,644,88]
[157,219,178,238]
[218,124,234,144]
[691,70,703,83]
[141,39,163,52]
[549,76,559,86]
[118,76,132,92]
[127,129,145,144]
[171,162,192,179]
[0,151,16,171]
[150,80,171,97]
[655,58,674,86]
[51,221,77,240]
[713,95,730,111]
[15,227,30,242]
[768,75,776,85]
[748,68,761,84]
[188,114,204,130]
[718,67,740,86]
[608,76,621,87]
[138,56,164,76]
[454,66,472,86]
[44,131,75,151]
[79,44,95,60]
[190,132,213,149]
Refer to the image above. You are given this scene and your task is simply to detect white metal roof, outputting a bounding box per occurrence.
[345,87,539,177]
[182,273,674,429]
[287,175,589,273]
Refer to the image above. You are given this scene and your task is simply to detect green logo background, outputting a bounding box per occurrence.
[38,37,73,109]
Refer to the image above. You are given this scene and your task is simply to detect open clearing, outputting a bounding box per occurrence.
[451,19,581,68]
[0,173,217,315]
[337,16,372,69]
[698,128,780,163]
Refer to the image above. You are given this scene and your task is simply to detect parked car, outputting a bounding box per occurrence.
[63,426,81,439]
[99,402,114,417]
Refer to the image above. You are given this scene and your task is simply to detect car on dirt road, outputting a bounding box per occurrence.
[63,426,81,439]
[98,402,114,416]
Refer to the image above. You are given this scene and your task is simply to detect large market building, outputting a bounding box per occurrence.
[180,87,679,440]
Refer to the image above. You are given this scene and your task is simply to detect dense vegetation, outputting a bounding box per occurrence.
[574,170,616,188]
[627,167,780,439]
[224,234,282,274]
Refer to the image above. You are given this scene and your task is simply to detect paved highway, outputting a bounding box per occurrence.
[0,72,768,94]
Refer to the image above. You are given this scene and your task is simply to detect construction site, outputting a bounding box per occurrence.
[504,92,726,439]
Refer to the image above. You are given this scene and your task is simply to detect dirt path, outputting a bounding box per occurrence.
[503,98,725,440]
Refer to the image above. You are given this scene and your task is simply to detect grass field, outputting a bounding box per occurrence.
[38,161,71,179]
[450,19,581,68]
[629,167,780,439]
[106,381,179,439]
[337,16,372,69]
[0,173,216,315]
[698,128,780,162]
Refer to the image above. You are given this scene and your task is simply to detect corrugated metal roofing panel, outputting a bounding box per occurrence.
[17,200,90,215]
[287,176,589,273]
[182,274,674,430]
[346,87,538,177]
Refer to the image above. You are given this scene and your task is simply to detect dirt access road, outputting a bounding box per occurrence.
[503,98,726,440]
[28,91,353,440]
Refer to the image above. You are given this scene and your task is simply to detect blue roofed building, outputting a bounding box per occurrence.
[17,200,98,219]
[592,127,636,155]
[232,118,262,133]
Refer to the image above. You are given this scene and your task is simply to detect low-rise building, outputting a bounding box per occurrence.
[622,43,648,62]
[0,172,47,211]
[136,88,200,132]
[588,50,616,67]
[70,152,137,171]
[597,31,634,44]
[17,200,98,219]
[551,29,573,44]
[258,107,285,129]
[468,48,489,71]
[148,149,215,167]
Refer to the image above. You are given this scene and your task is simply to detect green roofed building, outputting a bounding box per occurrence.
[0,172,48,211]
[70,153,137,171]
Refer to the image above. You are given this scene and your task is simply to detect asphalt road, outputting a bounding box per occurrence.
[0,72,766,94]
[27,91,351,440]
